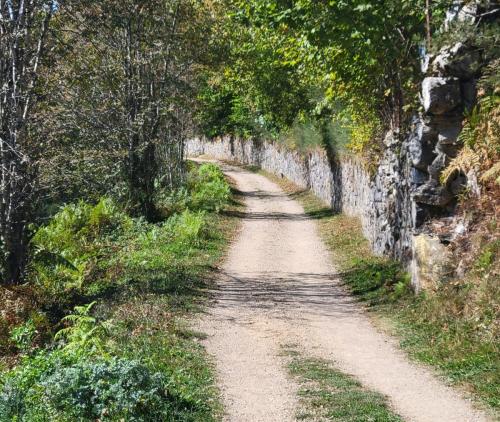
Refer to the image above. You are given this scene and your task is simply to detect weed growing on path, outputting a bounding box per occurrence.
[282,345,402,422]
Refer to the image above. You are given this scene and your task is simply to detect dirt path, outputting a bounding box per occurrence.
[197,161,491,422]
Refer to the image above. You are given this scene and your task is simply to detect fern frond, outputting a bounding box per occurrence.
[480,161,500,185]
[441,147,481,185]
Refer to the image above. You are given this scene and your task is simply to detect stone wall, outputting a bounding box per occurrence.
[185,131,450,291]
[186,134,414,267]
[187,1,493,291]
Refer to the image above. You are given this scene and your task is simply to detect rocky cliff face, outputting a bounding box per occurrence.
[407,0,496,288]
[187,1,494,291]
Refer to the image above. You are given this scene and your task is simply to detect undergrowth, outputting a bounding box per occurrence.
[0,162,239,421]
[264,170,499,412]
[282,345,402,422]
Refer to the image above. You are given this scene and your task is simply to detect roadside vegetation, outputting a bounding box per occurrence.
[0,163,238,421]
[264,171,499,412]
[1,0,498,419]
[197,1,484,157]
[282,345,403,422]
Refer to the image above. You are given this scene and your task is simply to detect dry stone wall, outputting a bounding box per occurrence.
[186,132,449,292]
[187,1,493,291]
[186,135,414,270]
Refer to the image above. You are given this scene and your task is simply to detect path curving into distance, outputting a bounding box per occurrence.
[197,160,491,422]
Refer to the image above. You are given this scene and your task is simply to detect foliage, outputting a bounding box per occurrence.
[30,198,131,302]
[27,162,231,309]
[42,0,224,221]
[442,59,500,189]
[0,354,178,422]
[55,302,112,357]
[9,320,37,355]
[198,0,451,155]
[1,0,225,285]
[121,209,207,289]
[0,162,234,420]
[188,164,231,212]
[157,163,231,215]
[197,81,258,138]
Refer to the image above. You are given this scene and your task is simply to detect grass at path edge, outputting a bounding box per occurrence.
[282,345,403,422]
[256,168,499,414]
[0,163,245,421]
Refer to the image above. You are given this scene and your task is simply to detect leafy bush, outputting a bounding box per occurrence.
[55,302,112,357]
[33,198,130,249]
[188,164,230,212]
[156,163,230,215]
[0,350,67,420]
[29,163,229,303]
[122,209,208,283]
[31,198,131,300]
[0,354,179,422]
[156,187,192,216]
[0,162,232,420]
[1,302,174,421]
[166,210,206,250]
[9,320,37,354]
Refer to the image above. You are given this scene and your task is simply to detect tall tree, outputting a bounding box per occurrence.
[55,0,219,220]
[0,0,56,284]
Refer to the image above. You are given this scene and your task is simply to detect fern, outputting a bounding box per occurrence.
[481,161,500,185]
[441,147,481,185]
[443,59,500,190]
[55,302,112,356]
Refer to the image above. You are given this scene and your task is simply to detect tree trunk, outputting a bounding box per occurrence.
[0,1,54,284]
[425,0,432,50]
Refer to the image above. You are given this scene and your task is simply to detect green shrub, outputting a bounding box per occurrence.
[167,210,206,250]
[30,171,223,303]
[156,163,230,215]
[10,320,37,355]
[31,198,131,301]
[0,355,178,422]
[0,163,231,420]
[0,294,220,421]
[0,302,177,421]
[119,209,207,289]
[188,164,230,212]
[33,198,129,249]
[55,302,112,358]
[0,352,60,420]
[156,187,191,217]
